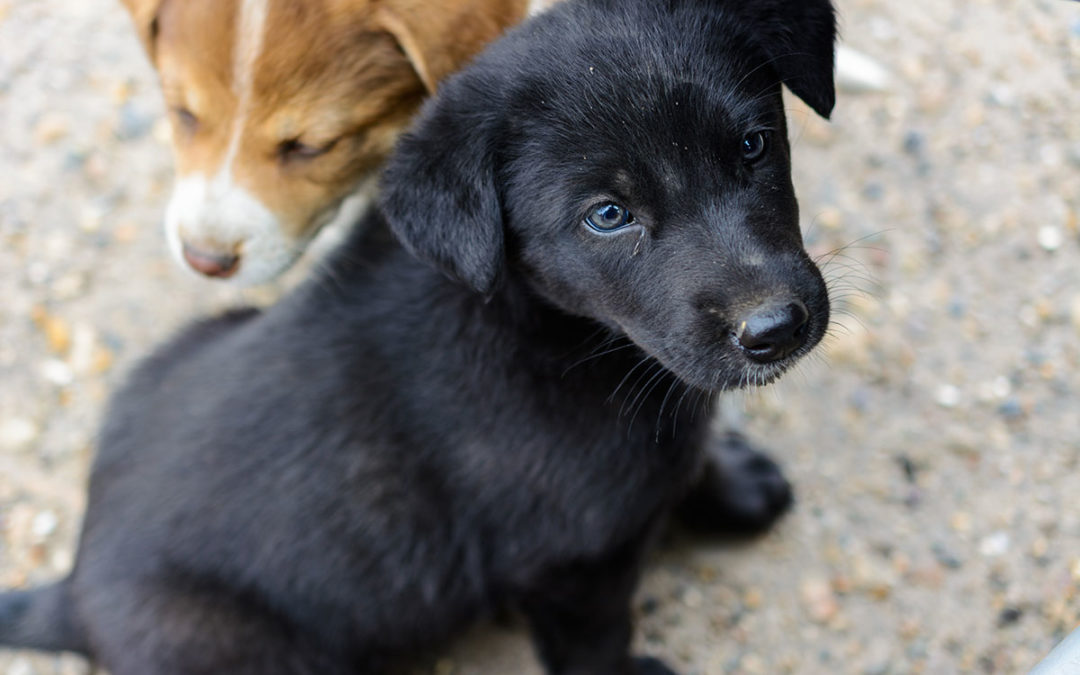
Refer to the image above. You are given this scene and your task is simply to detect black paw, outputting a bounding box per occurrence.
[673,431,793,537]
[634,656,679,675]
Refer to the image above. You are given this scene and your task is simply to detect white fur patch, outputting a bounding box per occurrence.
[221,0,269,176]
[165,174,299,285]
[527,0,552,18]
[304,176,380,261]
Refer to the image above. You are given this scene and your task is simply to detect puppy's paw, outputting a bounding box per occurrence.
[674,431,793,537]
[633,656,680,675]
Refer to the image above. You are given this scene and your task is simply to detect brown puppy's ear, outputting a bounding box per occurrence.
[380,79,504,296]
[118,0,166,60]
[374,0,525,93]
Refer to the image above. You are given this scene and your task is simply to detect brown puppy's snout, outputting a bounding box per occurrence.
[733,300,809,363]
[181,241,241,279]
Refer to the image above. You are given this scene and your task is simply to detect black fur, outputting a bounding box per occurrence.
[0,0,835,672]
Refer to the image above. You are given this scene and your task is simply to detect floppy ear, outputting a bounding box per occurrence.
[379,85,504,296]
[118,0,165,60]
[739,0,837,119]
[374,0,525,93]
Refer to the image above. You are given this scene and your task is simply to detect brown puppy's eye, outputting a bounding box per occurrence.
[278,137,338,163]
[173,107,199,133]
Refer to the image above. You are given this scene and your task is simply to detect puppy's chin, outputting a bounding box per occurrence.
[713,357,799,391]
[664,352,798,394]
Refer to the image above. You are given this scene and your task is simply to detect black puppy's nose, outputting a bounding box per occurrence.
[735,301,809,363]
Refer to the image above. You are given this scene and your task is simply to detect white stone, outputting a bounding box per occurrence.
[40,358,74,386]
[979,531,1011,557]
[31,509,58,540]
[0,417,39,451]
[836,45,893,94]
[935,384,961,408]
[1037,225,1063,252]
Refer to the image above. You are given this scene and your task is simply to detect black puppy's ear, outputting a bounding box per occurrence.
[740,0,837,119]
[380,88,504,297]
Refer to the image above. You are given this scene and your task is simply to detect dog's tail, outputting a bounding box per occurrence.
[0,580,88,655]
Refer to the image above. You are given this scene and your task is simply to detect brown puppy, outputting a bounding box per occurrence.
[121,0,529,283]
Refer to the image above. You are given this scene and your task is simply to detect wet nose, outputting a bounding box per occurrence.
[181,241,241,279]
[735,300,809,363]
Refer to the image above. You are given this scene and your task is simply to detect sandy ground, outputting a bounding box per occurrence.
[1,0,1079,673]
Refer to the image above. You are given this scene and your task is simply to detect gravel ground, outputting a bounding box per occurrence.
[1,0,1079,673]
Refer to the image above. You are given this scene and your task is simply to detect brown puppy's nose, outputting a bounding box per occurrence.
[735,300,809,363]
[181,242,241,279]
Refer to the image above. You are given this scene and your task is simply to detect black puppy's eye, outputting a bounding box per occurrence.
[742,130,769,163]
[585,203,634,232]
[278,137,338,163]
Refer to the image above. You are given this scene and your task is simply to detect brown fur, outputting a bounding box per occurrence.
[120,0,530,281]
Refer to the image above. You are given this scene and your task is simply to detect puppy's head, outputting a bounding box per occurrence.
[383,0,836,392]
[121,0,525,284]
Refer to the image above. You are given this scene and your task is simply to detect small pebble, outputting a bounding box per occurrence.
[997,607,1023,628]
[835,45,893,93]
[987,84,1016,107]
[31,510,58,540]
[40,358,74,387]
[896,455,918,484]
[979,531,1011,557]
[997,397,1024,421]
[1018,304,1040,329]
[639,596,660,616]
[801,577,840,624]
[743,587,763,610]
[52,273,88,301]
[932,542,963,569]
[902,131,924,156]
[0,417,40,451]
[79,203,106,232]
[816,206,843,231]
[935,384,961,408]
[33,112,70,144]
[991,376,1011,400]
[1037,225,1063,252]
[31,306,72,355]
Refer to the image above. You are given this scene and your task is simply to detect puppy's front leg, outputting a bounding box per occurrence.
[675,429,793,536]
[518,542,678,675]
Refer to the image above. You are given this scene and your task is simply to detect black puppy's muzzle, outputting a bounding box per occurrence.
[733,299,810,363]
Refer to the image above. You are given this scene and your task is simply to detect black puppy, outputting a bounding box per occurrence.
[0,0,834,672]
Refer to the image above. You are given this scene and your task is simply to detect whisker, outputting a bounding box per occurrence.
[607,356,655,404]
[561,339,636,377]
